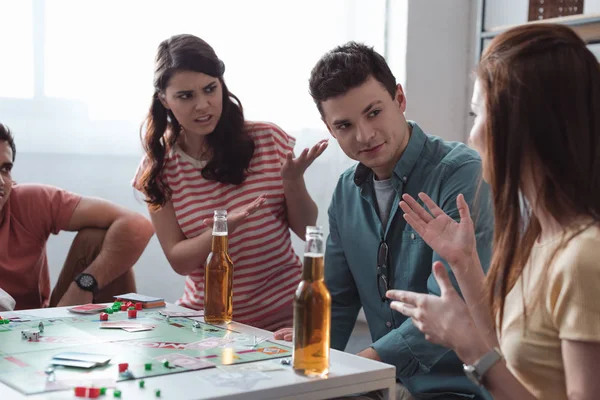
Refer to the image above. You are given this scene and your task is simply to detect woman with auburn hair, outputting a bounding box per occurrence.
[133,34,327,331]
[386,24,600,399]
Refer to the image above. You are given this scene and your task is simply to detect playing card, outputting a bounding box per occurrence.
[122,326,155,333]
[50,359,99,369]
[159,310,204,317]
[99,321,151,329]
[67,304,107,314]
[52,352,112,364]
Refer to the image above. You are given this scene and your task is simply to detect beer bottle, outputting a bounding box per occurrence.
[293,226,331,377]
[204,210,234,324]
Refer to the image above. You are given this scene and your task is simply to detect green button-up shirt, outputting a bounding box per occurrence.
[325,121,493,399]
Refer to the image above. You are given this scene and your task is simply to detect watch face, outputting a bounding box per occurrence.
[79,274,94,288]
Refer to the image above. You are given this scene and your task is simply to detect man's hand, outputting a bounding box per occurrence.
[357,347,381,361]
[56,282,93,307]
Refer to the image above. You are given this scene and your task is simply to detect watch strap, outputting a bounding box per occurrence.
[474,347,503,380]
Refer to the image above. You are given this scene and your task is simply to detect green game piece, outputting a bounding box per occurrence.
[162,360,169,368]
[155,389,161,397]
[128,306,135,311]
[105,308,113,314]
[113,389,122,398]
[100,387,107,395]
[139,380,145,388]
[144,363,152,371]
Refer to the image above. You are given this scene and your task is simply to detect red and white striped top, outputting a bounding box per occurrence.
[139,121,302,331]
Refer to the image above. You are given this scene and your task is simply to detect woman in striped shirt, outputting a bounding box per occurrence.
[133,34,327,331]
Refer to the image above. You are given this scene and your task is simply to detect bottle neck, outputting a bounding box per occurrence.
[302,253,324,281]
[211,233,229,252]
[212,217,228,235]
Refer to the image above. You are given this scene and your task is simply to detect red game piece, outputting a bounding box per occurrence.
[126,301,133,308]
[120,304,127,311]
[128,309,137,319]
[88,387,100,398]
[99,312,108,321]
[118,363,128,373]
[135,302,143,310]
[74,386,87,397]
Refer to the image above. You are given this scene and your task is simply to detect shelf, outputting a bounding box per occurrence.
[481,13,600,44]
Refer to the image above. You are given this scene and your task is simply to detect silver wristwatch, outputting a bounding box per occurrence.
[463,347,503,387]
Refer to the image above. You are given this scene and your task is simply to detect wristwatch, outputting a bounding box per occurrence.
[463,347,503,387]
[74,273,99,294]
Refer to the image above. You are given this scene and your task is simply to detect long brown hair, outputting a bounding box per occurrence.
[137,34,254,209]
[478,24,600,330]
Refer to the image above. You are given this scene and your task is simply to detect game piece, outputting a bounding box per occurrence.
[162,360,169,368]
[44,366,55,382]
[127,309,137,319]
[22,329,40,341]
[38,322,44,333]
[118,363,128,373]
[144,362,152,371]
[74,386,87,397]
[155,389,161,397]
[139,380,145,388]
[280,358,292,366]
[100,388,107,395]
[135,302,143,311]
[105,308,113,314]
[88,387,100,398]
[113,389,122,398]
[128,306,135,311]
[99,312,109,321]
[192,321,202,329]
[120,304,127,311]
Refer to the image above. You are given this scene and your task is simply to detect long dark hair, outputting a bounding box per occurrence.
[478,24,600,331]
[138,34,254,209]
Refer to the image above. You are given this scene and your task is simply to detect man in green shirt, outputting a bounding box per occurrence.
[296,42,492,399]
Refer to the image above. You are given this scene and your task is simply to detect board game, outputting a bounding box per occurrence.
[0,310,291,395]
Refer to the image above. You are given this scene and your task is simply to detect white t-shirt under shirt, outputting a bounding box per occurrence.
[500,223,600,400]
[134,121,302,331]
[373,176,395,227]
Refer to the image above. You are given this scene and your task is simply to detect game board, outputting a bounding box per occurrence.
[0,311,291,395]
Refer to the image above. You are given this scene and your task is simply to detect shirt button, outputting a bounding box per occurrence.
[411,233,415,240]
[386,321,392,328]
[402,176,408,183]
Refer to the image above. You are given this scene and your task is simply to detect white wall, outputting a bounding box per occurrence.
[484,0,600,30]
[403,0,477,143]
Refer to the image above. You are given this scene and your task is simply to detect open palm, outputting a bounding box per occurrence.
[400,193,476,266]
[203,194,267,234]
[281,139,328,181]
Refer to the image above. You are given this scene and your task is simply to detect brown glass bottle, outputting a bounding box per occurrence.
[204,210,233,324]
[293,226,331,377]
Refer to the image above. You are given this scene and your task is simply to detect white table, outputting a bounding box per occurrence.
[0,303,396,400]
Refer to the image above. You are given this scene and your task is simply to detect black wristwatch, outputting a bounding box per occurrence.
[74,273,99,294]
